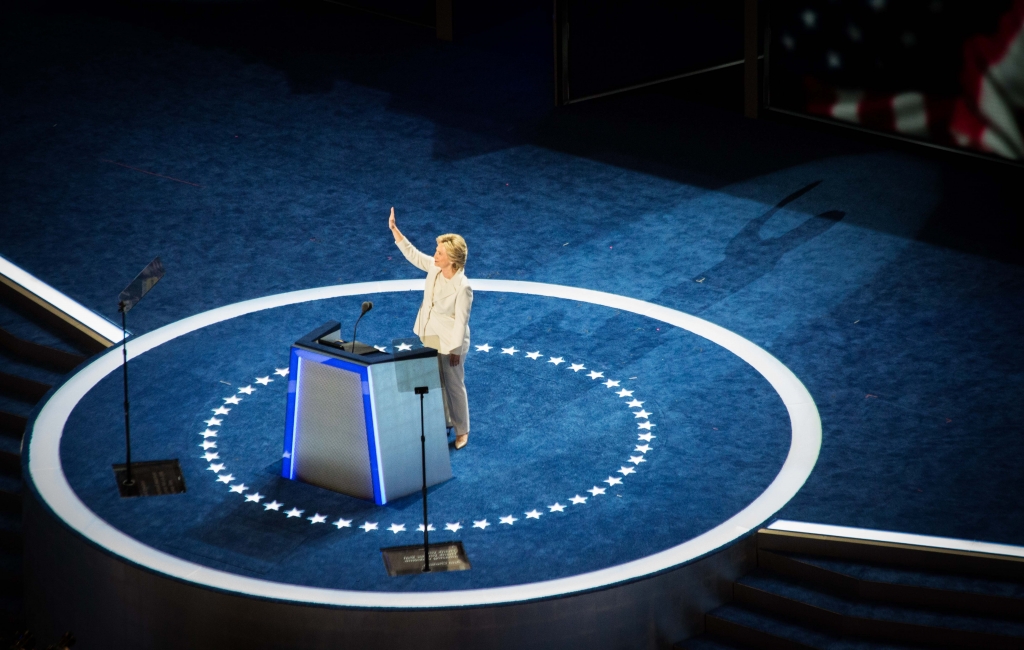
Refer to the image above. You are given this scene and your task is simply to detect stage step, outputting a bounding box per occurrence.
[0,372,50,404]
[760,550,1024,620]
[0,327,85,373]
[682,525,1024,649]
[0,412,25,439]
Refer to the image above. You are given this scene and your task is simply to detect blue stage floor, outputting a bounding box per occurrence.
[3,0,1023,595]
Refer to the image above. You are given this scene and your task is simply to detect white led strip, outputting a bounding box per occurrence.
[28,279,822,608]
[0,253,124,345]
[768,520,1024,559]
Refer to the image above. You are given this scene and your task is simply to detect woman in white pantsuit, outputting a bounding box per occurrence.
[388,207,473,450]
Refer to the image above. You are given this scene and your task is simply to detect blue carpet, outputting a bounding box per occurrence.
[60,294,790,589]
[4,0,1024,584]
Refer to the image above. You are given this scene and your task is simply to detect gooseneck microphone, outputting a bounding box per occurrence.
[350,301,373,353]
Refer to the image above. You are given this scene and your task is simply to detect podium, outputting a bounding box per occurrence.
[281,322,452,505]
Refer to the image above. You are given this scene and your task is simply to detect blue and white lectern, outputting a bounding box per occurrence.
[281,322,451,505]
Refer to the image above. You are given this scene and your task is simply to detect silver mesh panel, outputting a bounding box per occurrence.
[293,357,374,500]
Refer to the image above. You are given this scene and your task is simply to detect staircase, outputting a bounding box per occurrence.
[680,524,1024,649]
[0,288,95,638]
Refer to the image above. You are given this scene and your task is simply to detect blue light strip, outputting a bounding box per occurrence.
[280,346,301,479]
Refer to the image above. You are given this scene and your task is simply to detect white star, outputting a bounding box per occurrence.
[501,346,519,355]
[638,432,656,442]
[245,492,264,502]
[416,524,436,532]
[638,421,656,430]
[604,476,623,486]
[238,385,255,395]
[395,342,412,352]
[202,452,220,461]
[285,508,304,518]
[255,376,272,386]
[524,509,543,519]
[223,395,242,405]
[499,515,518,525]
[444,522,463,532]
[626,399,644,408]
[525,351,542,360]
[473,519,490,529]
[629,455,646,465]
[200,440,217,450]
[635,444,652,453]
[475,343,493,352]
[374,345,387,352]
[274,367,290,376]
[618,466,636,476]
[360,521,378,532]
[603,379,620,388]
[333,518,352,529]
[569,363,585,372]
[388,523,406,534]
[587,486,606,496]
[216,474,234,484]
[548,356,565,366]
[229,483,248,493]
[633,409,651,419]
[199,429,218,438]
[548,503,566,513]
[207,463,225,472]
[212,406,231,415]
[282,450,291,459]
[204,417,223,426]
[587,371,604,380]
[616,389,634,398]
[569,495,587,505]
[263,500,283,511]
[308,513,327,524]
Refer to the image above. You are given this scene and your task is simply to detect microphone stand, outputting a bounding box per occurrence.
[119,301,134,488]
[414,385,430,571]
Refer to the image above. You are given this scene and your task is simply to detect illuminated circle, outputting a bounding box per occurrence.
[27,279,821,608]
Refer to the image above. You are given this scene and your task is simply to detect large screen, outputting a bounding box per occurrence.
[768,0,1024,160]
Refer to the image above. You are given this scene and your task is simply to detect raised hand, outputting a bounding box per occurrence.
[388,206,396,231]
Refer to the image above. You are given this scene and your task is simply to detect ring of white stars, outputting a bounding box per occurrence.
[199,342,657,538]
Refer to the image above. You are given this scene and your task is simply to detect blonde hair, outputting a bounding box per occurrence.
[436,233,468,272]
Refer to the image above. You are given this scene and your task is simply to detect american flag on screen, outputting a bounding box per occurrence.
[772,0,1024,159]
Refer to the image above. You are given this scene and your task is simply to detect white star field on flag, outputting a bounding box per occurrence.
[195,347,660,539]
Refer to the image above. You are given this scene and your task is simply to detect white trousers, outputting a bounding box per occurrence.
[438,354,470,437]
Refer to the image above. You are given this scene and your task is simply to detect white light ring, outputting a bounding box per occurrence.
[27,279,821,608]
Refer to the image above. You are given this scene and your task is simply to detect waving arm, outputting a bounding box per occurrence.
[389,207,433,272]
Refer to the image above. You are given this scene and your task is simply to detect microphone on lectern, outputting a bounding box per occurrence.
[350,301,373,353]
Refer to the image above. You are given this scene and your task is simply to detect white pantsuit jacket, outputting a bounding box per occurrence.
[396,237,472,355]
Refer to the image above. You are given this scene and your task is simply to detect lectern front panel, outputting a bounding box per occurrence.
[288,353,375,501]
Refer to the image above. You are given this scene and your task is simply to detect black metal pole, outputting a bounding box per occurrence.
[416,387,430,572]
[121,305,134,486]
